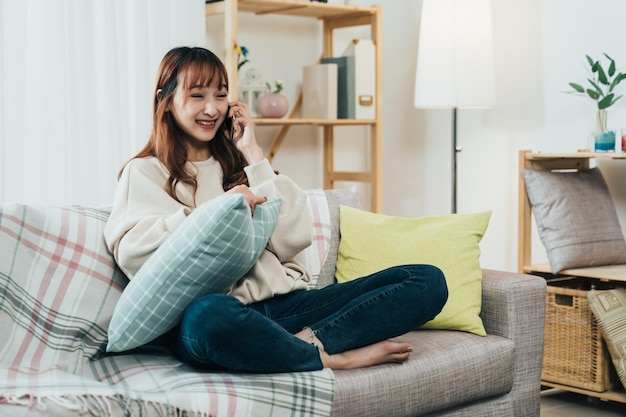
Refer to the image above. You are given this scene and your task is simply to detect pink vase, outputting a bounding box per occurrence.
[258,93,289,118]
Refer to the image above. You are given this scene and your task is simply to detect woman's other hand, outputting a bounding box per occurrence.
[227,184,267,216]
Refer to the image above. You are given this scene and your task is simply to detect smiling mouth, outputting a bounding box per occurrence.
[197,120,215,127]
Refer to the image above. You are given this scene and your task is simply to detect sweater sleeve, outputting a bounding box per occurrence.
[104,158,192,278]
[244,159,312,262]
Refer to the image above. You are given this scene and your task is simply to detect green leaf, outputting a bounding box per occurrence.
[569,83,585,93]
[591,61,600,74]
[609,75,623,92]
[612,94,623,106]
[597,64,609,84]
[586,55,595,66]
[608,58,616,77]
[587,88,600,100]
[588,79,603,96]
[598,93,614,109]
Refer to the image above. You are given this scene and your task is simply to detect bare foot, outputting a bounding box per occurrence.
[320,340,413,370]
[294,329,413,370]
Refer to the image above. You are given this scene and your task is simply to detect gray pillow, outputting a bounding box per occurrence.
[587,288,626,390]
[523,168,626,273]
[317,187,360,288]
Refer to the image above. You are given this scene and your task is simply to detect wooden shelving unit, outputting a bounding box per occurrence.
[518,149,626,404]
[206,0,383,212]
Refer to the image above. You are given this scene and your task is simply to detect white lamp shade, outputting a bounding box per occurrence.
[414,0,496,109]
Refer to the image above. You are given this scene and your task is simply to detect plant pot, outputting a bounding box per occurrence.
[594,129,616,152]
[258,93,288,118]
[593,109,616,152]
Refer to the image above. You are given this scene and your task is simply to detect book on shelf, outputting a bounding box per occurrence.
[320,56,355,119]
[302,63,338,119]
[342,39,376,119]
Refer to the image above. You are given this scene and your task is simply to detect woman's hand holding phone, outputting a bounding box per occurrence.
[227,101,264,164]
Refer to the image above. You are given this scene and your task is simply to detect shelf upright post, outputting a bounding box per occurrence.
[370,4,382,213]
[322,17,335,192]
[224,0,239,99]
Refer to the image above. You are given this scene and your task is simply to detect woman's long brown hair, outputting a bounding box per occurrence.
[121,46,249,205]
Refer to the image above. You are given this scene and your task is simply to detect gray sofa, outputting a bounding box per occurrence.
[0,189,546,417]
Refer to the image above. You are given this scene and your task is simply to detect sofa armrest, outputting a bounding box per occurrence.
[480,268,546,417]
[481,269,546,338]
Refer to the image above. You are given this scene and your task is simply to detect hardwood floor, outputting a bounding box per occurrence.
[541,390,626,416]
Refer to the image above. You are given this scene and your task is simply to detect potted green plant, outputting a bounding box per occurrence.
[567,53,626,151]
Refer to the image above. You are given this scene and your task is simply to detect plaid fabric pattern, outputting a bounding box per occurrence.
[107,195,281,352]
[295,189,331,289]
[0,204,126,364]
[0,201,334,417]
[0,354,334,417]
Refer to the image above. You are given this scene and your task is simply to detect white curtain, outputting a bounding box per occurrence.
[0,0,206,206]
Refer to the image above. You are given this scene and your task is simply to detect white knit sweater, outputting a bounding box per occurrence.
[104,156,312,304]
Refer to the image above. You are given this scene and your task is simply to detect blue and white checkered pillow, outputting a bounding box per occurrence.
[107,194,281,352]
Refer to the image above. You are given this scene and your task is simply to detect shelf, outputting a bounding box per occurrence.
[542,381,626,404]
[254,118,376,126]
[206,0,377,20]
[518,150,626,272]
[519,149,626,405]
[205,0,383,212]
[524,151,626,161]
[523,263,626,283]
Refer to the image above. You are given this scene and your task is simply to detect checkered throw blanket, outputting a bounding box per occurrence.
[0,195,334,417]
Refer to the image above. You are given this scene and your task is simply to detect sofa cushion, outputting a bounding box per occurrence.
[522,168,626,273]
[317,187,361,288]
[587,288,626,390]
[336,207,490,336]
[294,189,332,289]
[332,330,514,416]
[107,195,281,352]
[0,204,125,365]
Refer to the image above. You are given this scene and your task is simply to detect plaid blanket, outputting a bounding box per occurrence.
[0,197,334,417]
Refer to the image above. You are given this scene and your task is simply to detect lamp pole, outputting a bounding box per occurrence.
[452,108,458,214]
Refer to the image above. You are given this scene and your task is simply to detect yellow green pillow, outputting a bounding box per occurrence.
[336,206,491,336]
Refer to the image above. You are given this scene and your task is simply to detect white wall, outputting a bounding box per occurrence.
[210,0,626,273]
[4,1,624,274]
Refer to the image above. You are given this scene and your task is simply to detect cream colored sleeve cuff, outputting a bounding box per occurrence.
[244,158,276,186]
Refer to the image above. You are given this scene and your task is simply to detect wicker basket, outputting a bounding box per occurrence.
[542,278,615,392]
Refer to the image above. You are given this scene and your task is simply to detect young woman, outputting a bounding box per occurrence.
[104,46,448,373]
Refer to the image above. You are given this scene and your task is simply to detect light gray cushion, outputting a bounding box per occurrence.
[107,195,281,352]
[588,288,626,390]
[523,168,626,273]
[317,187,360,288]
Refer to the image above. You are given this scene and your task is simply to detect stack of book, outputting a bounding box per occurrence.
[311,39,376,120]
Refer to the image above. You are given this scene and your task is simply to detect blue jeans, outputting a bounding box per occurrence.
[173,264,447,373]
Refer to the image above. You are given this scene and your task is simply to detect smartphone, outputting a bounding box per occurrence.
[225,115,235,141]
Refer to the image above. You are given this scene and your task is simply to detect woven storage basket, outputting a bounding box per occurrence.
[542,278,614,392]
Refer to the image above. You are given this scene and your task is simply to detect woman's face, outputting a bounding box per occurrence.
[171,73,229,161]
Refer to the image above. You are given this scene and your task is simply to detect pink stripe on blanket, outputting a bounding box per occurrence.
[0,214,120,288]
[307,193,331,266]
[16,209,74,373]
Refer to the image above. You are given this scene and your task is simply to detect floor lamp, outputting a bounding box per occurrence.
[414,0,496,214]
